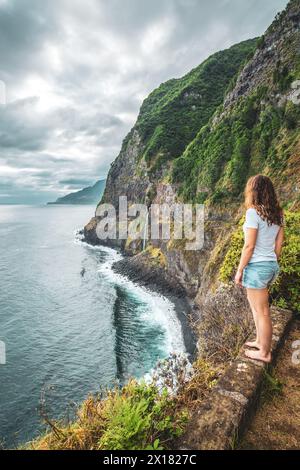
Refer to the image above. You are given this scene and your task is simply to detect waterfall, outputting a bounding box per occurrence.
[142,210,149,251]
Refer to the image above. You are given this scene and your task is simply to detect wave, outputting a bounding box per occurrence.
[74,230,186,358]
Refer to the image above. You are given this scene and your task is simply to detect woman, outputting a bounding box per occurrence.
[235,175,284,363]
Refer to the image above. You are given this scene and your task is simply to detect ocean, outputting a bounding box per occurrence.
[0,204,186,448]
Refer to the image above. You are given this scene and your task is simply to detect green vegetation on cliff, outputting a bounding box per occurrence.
[79,0,300,451]
[99,2,299,212]
[27,380,184,450]
[172,89,300,203]
[171,0,300,204]
[92,0,300,309]
[27,360,218,450]
[135,39,257,170]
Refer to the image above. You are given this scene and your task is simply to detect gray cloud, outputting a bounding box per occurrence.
[0,0,289,203]
[0,97,53,150]
[59,178,95,189]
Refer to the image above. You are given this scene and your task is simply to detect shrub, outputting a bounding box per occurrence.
[273,63,293,92]
[27,355,221,451]
[284,102,300,130]
[271,211,300,311]
[28,380,188,450]
[261,368,283,403]
[257,35,265,49]
[198,285,253,365]
[219,217,244,283]
[97,382,185,450]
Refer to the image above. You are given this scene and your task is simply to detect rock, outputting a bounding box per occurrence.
[178,307,293,450]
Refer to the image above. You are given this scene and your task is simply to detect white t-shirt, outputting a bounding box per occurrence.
[243,207,280,263]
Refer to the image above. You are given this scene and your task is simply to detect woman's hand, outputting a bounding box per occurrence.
[234,269,243,287]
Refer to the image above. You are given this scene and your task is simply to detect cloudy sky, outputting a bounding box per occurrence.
[0,0,288,204]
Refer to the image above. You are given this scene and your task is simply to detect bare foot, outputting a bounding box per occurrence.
[245,340,260,349]
[245,349,271,363]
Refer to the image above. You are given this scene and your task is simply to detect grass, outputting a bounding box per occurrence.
[261,369,284,403]
[27,380,186,450]
[136,39,257,169]
[197,284,254,366]
[25,357,220,451]
[172,31,300,207]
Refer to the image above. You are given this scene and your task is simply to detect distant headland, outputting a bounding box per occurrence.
[47,179,106,205]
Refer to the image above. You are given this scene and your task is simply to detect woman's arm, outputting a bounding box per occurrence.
[275,226,284,260]
[235,228,257,286]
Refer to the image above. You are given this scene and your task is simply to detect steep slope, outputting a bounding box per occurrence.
[173,0,300,205]
[85,0,300,303]
[48,180,106,205]
[99,39,257,211]
[31,2,299,451]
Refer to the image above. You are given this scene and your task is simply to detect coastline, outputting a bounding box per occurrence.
[111,256,198,360]
[81,230,197,360]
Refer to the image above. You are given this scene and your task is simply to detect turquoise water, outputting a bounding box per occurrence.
[0,205,185,448]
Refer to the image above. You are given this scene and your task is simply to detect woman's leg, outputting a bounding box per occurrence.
[245,297,260,348]
[244,288,272,362]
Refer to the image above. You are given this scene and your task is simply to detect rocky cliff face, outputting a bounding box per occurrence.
[84,0,300,310]
[95,38,257,212]
[101,129,149,211]
[84,39,257,286]
[224,0,300,110]
[174,0,300,204]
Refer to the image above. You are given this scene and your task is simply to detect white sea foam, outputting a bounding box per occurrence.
[99,248,185,356]
[74,230,186,357]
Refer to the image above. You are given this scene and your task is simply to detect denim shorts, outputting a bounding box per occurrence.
[242,261,280,289]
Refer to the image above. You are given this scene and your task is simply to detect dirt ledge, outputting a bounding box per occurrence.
[179,306,293,450]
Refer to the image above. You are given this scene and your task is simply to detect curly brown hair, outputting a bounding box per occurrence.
[244,175,283,226]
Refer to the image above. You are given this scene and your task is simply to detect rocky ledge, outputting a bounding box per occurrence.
[178,306,293,450]
[112,251,187,297]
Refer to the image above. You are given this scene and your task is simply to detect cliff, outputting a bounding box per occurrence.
[84,39,258,293]
[173,0,300,205]
[27,0,300,451]
[84,0,300,310]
